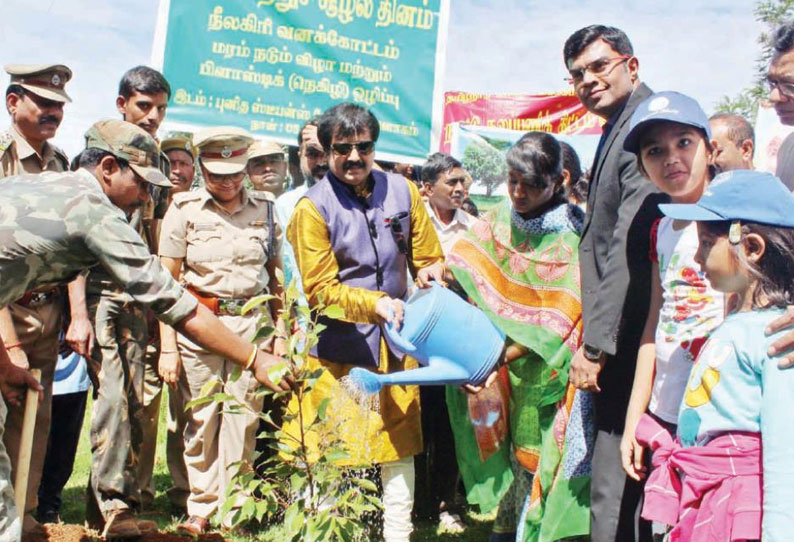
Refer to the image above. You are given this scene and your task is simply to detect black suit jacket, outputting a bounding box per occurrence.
[579,83,669,431]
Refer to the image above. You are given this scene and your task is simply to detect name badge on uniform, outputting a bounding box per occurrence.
[249,221,268,228]
[193,222,216,231]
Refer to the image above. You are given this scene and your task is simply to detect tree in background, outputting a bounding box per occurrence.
[462,140,507,197]
[717,0,794,117]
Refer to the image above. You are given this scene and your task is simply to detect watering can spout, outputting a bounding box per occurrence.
[379,356,471,387]
[348,357,474,395]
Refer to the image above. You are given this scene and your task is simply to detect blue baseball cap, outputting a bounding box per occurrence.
[623,91,711,154]
[659,170,794,228]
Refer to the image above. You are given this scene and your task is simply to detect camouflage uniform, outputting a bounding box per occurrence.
[0,120,188,539]
[85,150,172,520]
[0,161,192,540]
[159,127,281,524]
[85,279,150,521]
[0,64,71,528]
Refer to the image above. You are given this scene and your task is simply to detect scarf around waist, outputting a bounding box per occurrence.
[635,413,761,542]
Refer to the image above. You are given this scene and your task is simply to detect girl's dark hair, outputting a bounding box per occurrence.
[701,221,794,309]
[506,132,566,205]
[560,141,589,204]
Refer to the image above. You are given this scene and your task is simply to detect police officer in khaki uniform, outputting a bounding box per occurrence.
[0,63,71,535]
[0,64,70,176]
[158,127,284,534]
[246,139,288,197]
[137,136,195,514]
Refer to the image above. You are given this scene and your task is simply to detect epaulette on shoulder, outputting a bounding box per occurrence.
[0,131,14,156]
[52,144,69,169]
[249,189,276,203]
[172,190,202,208]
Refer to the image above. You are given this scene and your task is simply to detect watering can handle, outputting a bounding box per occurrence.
[383,310,416,354]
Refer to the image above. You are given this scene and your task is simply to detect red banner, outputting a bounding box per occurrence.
[441,91,603,153]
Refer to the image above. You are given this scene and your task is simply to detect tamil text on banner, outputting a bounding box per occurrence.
[152,0,450,162]
[441,91,602,154]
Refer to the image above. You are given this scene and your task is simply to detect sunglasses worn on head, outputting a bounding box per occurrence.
[331,141,375,156]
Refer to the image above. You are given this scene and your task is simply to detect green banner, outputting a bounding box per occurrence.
[153,0,449,160]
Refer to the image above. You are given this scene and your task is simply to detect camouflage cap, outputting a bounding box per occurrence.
[247,139,286,160]
[161,135,196,161]
[84,120,172,187]
[194,126,253,174]
[5,63,73,103]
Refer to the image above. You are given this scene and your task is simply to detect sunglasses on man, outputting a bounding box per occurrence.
[331,141,375,156]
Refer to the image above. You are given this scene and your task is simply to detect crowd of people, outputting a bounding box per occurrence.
[2,19,794,542]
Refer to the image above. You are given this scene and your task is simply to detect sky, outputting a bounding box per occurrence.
[0,0,765,158]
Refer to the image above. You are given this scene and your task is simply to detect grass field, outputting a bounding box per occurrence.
[57,391,496,541]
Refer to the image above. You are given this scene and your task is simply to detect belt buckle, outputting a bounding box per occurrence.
[219,299,243,316]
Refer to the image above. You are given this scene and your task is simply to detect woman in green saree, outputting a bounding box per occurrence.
[446,132,594,542]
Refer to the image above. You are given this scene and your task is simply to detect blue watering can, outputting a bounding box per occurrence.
[349,283,505,394]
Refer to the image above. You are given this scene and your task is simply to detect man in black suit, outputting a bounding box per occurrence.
[768,21,794,189]
[563,25,664,542]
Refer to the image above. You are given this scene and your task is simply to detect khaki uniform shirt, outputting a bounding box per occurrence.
[159,187,283,299]
[0,170,197,325]
[0,125,68,178]
[425,202,477,255]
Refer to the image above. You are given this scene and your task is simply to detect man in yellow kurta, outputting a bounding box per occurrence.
[287,103,444,542]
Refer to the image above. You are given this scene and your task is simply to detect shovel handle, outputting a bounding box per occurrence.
[14,368,41,523]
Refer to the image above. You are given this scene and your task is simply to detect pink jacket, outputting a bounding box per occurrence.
[635,414,761,542]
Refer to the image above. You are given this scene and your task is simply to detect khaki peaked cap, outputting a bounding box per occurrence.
[247,139,285,160]
[5,63,73,103]
[194,126,253,174]
[161,136,197,160]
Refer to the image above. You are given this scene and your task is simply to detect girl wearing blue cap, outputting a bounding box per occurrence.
[631,169,794,541]
[618,92,727,495]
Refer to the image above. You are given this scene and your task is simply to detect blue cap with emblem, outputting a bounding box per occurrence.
[623,91,711,154]
[659,169,794,228]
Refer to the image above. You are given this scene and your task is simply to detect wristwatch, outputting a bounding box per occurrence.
[583,344,603,361]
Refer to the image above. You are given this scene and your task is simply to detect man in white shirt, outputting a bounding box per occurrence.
[421,152,476,255]
[414,152,475,533]
[275,119,327,290]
